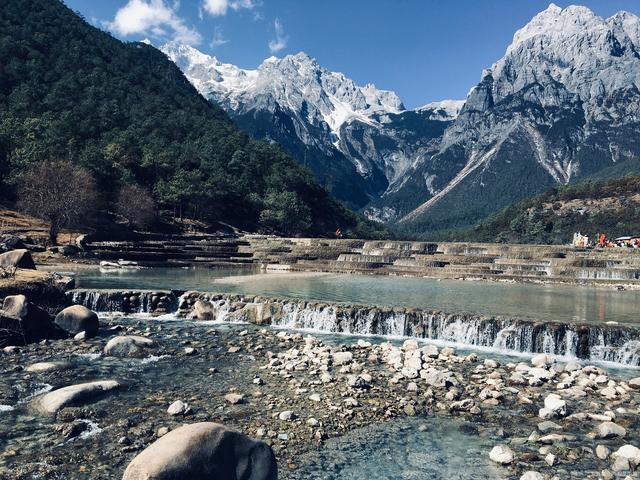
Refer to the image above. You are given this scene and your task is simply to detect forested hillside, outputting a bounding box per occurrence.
[466,174,640,244]
[0,0,387,238]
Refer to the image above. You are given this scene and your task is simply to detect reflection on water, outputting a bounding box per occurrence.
[49,266,640,325]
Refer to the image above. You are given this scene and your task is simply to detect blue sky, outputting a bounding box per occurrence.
[65,0,640,108]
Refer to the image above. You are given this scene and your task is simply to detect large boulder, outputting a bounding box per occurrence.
[104,335,156,357]
[0,295,56,346]
[54,305,99,338]
[0,249,36,270]
[33,380,120,414]
[122,422,277,480]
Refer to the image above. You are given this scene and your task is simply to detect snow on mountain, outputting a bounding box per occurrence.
[161,42,404,137]
[417,100,465,120]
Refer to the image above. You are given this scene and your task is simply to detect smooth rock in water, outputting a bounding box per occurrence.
[520,472,543,480]
[33,380,119,414]
[167,400,188,416]
[54,305,99,338]
[537,421,562,433]
[489,444,514,464]
[332,351,353,365]
[612,445,640,465]
[531,353,554,368]
[628,377,640,390]
[224,393,244,405]
[104,335,156,357]
[25,361,70,373]
[0,249,36,270]
[539,394,567,419]
[598,422,626,439]
[596,445,611,460]
[192,300,215,321]
[122,422,277,480]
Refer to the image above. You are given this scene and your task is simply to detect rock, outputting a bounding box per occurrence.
[278,410,294,421]
[545,453,556,466]
[402,339,419,351]
[157,427,170,437]
[54,305,99,338]
[104,335,156,357]
[308,394,321,402]
[25,361,70,373]
[596,445,611,460]
[531,353,554,368]
[421,344,439,358]
[489,444,514,464]
[520,472,543,480]
[74,331,87,341]
[0,295,55,344]
[0,249,36,269]
[33,380,120,414]
[306,418,318,426]
[628,377,640,390]
[537,421,562,433]
[612,445,640,465]
[167,400,188,416]
[484,359,499,369]
[598,422,626,439]
[224,393,244,405]
[539,394,567,419]
[332,351,353,365]
[184,347,197,355]
[122,422,277,480]
[192,300,215,321]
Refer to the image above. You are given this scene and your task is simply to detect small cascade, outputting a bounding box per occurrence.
[69,289,178,315]
[66,289,640,367]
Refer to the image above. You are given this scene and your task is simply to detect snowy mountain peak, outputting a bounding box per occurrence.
[418,100,465,120]
[160,43,405,133]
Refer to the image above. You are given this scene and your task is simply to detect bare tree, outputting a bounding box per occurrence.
[115,184,155,230]
[17,160,97,245]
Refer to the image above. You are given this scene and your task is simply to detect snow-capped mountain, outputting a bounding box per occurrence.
[162,4,640,233]
[161,42,461,208]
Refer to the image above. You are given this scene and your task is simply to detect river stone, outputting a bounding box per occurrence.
[597,445,611,459]
[0,249,36,270]
[628,377,640,390]
[122,422,277,480]
[598,422,626,439]
[537,421,562,433]
[167,400,188,416]
[332,351,353,365]
[531,353,554,368]
[539,394,567,419]
[0,295,54,344]
[612,445,640,464]
[25,361,70,373]
[33,380,120,414]
[489,444,514,464]
[224,393,244,405]
[54,305,99,338]
[520,472,543,480]
[104,335,156,357]
[192,300,215,320]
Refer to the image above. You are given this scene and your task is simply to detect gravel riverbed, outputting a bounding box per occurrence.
[1,315,640,479]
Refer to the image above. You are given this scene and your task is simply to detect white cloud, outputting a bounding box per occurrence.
[202,0,258,17]
[268,18,288,54]
[210,26,229,48]
[106,0,202,45]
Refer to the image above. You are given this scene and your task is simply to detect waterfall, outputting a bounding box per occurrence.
[68,289,640,367]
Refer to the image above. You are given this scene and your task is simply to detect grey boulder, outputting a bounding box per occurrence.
[0,294,56,345]
[33,380,120,414]
[0,249,36,269]
[54,305,99,338]
[122,422,277,480]
[104,335,156,357]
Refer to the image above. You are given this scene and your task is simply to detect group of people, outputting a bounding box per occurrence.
[595,233,640,249]
[572,232,640,249]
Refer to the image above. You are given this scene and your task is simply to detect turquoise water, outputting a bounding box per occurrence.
[49,266,640,326]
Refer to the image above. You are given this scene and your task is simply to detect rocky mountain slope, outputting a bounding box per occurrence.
[161,42,463,209]
[162,4,640,235]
